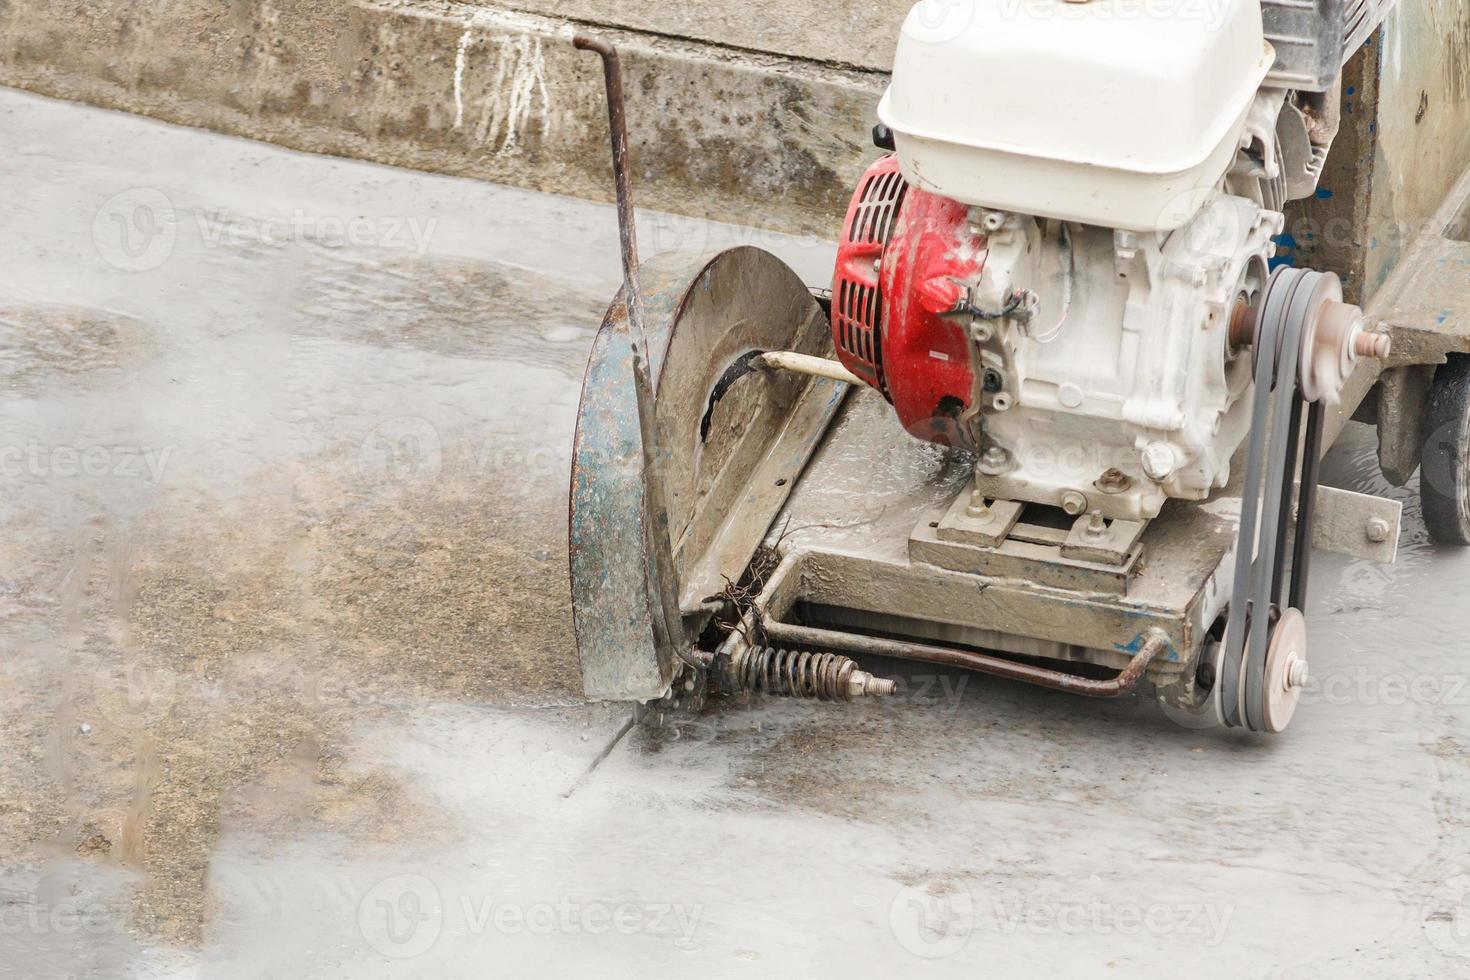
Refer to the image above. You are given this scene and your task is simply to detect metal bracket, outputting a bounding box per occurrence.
[1062,513,1149,566]
[1310,486,1402,564]
[934,491,1024,548]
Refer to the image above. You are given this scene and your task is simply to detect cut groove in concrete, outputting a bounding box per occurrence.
[561,712,638,799]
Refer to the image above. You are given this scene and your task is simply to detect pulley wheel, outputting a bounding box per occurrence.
[1248,268,1363,406]
[1261,608,1309,734]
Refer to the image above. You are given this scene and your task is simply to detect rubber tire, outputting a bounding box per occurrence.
[1421,355,1470,546]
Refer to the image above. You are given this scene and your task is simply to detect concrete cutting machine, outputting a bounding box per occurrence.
[567,0,1470,735]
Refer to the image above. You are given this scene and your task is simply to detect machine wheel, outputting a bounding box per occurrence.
[1157,637,1227,731]
[1421,355,1470,546]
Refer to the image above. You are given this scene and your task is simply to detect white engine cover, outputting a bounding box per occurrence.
[880,0,1275,232]
[970,194,1282,521]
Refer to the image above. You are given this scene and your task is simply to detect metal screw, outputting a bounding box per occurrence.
[1061,490,1088,517]
[1084,509,1108,539]
[966,489,993,522]
[1366,518,1391,543]
[848,672,898,698]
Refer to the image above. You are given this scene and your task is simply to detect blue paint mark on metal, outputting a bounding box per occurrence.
[1115,633,1179,663]
[1346,86,1357,96]
[1115,634,1145,654]
[1439,309,1453,325]
[1315,188,1334,200]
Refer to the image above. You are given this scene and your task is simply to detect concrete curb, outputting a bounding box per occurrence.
[0,0,888,237]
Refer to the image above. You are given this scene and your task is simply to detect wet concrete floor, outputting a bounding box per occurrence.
[2,87,1470,978]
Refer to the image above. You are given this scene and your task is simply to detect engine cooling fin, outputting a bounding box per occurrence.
[831,154,907,391]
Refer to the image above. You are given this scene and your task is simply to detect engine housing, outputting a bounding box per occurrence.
[831,154,1282,522]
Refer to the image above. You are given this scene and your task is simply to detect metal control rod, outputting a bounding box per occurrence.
[760,351,864,386]
[757,620,1169,699]
[572,35,646,354]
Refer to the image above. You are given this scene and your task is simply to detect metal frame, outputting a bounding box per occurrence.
[1262,0,1398,91]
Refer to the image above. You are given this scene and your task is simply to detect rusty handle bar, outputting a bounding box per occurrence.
[573,34,646,352]
[757,620,1170,698]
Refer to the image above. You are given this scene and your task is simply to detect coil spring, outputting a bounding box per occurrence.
[731,646,865,702]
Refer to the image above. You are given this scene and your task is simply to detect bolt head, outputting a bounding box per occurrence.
[977,446,1011,476]
[1141,442,1179,482]
[1366,518,1391,544]
[1061,490,1088,517]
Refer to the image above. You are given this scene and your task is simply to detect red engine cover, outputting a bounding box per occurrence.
[831,155,904,391]
[831,156,984,449]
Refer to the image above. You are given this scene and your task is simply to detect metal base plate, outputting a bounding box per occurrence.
[910,484,1146,596]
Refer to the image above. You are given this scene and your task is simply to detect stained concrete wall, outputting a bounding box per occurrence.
[3,1,1469,262]
[0,0,893,238]
[482,0,913,71]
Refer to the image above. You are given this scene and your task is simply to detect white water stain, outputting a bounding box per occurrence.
[452,10,554,154]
